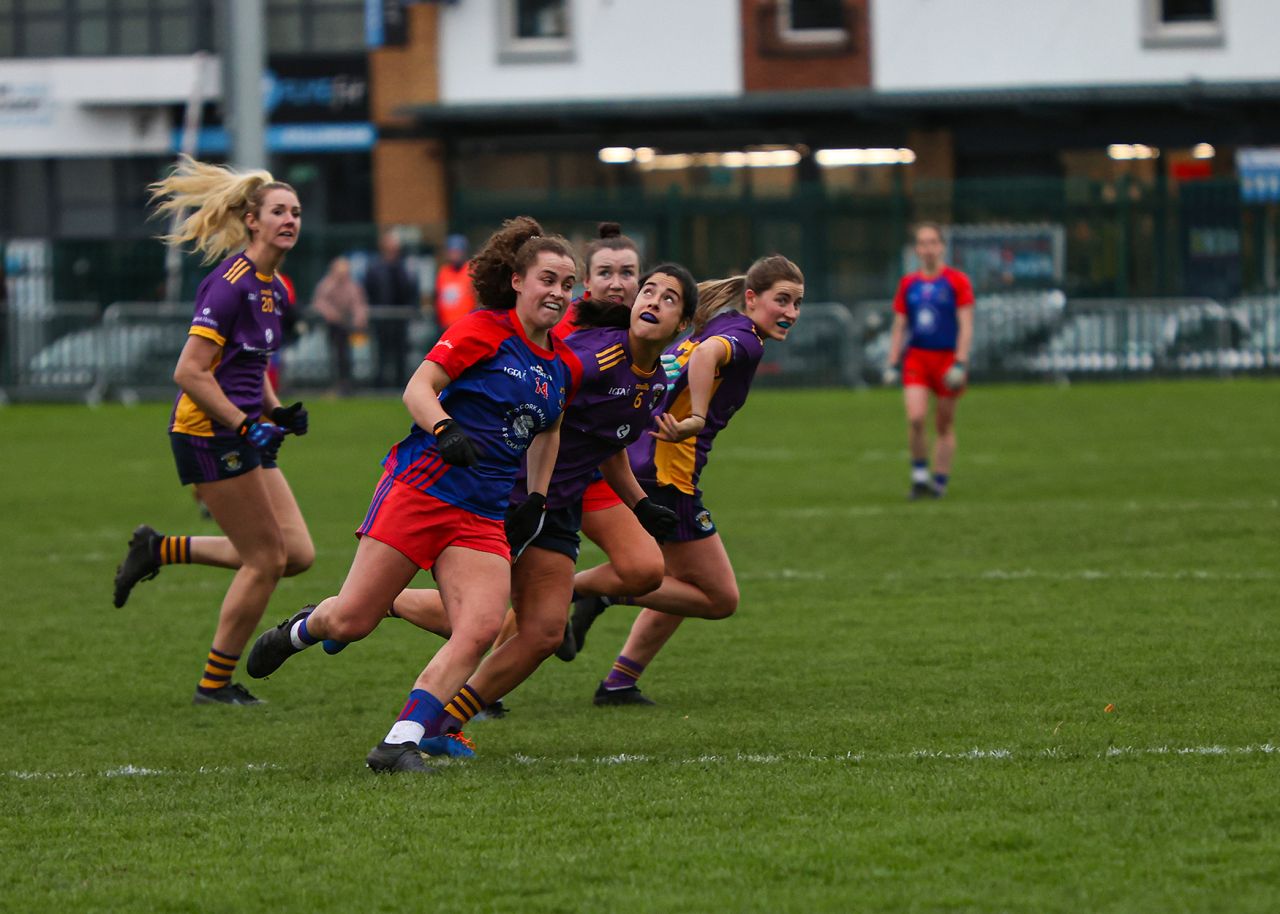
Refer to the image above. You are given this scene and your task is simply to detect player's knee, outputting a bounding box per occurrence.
[451,619,504,661]
[908,416,927,434]
[524,618,568,659]
[326,609,380,643]
[707,588,739,620]
[245,543,287,581]
[614,560,664,598]
[284,543,315,577]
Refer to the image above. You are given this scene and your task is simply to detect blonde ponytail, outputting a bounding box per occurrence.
[149,155,294,263]
[691,276,746,332]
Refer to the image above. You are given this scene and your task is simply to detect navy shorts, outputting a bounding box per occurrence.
[507,500,584,561]
[170,432,277,486]
[644,483,716,542]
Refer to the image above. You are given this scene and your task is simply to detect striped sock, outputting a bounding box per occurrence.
[196,647,238,693]
[440,684,486,733]
[289,613,318,649]
[603,654,645,690]
[155,536,192,565]
[911,460,930,484]
[384,688,445,745]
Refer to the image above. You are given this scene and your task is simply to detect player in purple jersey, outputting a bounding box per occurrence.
[245,217,579,774]
[568,255,804,706]
[110,156,315,705]
[383,265,697,749]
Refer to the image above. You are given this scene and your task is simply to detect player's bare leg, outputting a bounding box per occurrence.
[904,385,934,499]
[931,395,959,496]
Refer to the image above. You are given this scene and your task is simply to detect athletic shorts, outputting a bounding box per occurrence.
[903,348,965,398]
[643,483,716,543]
[581,476,624,513]
[509,500,584,561]
[170,432,277,486]
[357,471,510,570]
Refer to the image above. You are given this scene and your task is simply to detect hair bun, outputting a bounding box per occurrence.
[597,222,622,239]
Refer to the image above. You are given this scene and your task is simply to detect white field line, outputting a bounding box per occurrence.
[747,498,1279,520]
[7,745,1276,781]
[739,568,1275,583]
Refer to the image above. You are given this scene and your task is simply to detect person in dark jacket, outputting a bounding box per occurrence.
[363,229,419,390]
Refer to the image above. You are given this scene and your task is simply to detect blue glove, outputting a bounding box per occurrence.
[238,416,286,454]
[270,401,309,436]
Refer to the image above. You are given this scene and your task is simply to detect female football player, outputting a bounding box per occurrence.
[409,264,697,751]
[882,222,974,499]
[245,216,578,774]
[112,155,314,705]
[569,255,804,705]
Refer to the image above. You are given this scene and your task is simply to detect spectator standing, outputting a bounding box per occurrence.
[364,229,418,390]
[312,256,368,396]
[433,234,477,331]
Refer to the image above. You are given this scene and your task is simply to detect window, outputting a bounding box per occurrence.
[1143,0,1223,48]
[499,0,573,64]
[1,0,215,57]
[778,0,847,44]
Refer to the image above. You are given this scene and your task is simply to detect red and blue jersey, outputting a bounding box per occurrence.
[513,326,668,509]
[170,252,287,438]
[381,309,579,520]
[892,266,974,352]
[630,309,765,497]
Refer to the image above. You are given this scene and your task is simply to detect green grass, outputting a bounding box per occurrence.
[1,379,1278,913]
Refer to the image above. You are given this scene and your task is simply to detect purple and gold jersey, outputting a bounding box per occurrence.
[512,326,668,509]
[630,309,765,497]
[381,309,579,520]
[170,253,286,437]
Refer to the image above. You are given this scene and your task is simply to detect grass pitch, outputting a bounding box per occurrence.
[1,379,1278,913]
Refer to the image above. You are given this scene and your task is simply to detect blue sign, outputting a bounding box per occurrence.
[172,123,377,155]
[1236,148,1280,203]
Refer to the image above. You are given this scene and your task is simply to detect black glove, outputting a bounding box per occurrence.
[433,418,479,467]
[632,496,677,541]
[260,433,284,464]
[270,401,308,436]
[505,493,547,557]
[238,416,286,455]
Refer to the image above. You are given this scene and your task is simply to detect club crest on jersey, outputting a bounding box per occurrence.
[695,510,715,532]
[221,451,243,472]
[501,404,550,451]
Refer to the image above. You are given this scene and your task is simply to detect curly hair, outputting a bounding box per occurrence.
[469,216,578,310]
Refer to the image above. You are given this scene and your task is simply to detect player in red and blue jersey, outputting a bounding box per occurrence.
[568,255,804,706]
[111,157,314,706]
[246,216,579,774]
[883,222,974,499]
[405,264,696,746]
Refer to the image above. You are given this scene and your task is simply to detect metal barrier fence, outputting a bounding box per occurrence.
[5,296,1279,403]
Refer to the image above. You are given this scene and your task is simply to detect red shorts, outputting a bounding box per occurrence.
[903,348,965,398]
[582,477,624,513]
[356,472,510,570]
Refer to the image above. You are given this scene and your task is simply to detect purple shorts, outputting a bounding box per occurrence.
[643,483,717,542]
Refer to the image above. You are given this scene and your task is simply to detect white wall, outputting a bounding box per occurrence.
[439,0,741,105]
[0,56,218,157]
[872,0,1280,91]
